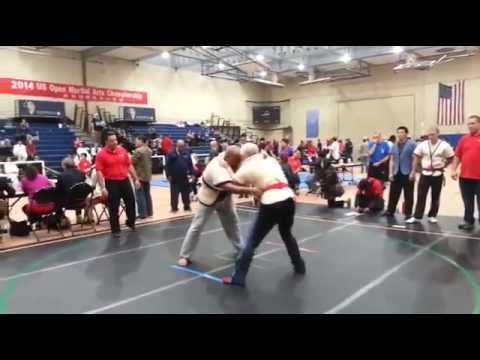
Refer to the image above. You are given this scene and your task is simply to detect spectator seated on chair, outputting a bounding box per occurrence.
[320,160,347,208]
[0,177,15,220]
[55,157,88,224]
[13,140,28,161]
[78,153,93,174]
[21,166,55,225]
[355,177,385,214]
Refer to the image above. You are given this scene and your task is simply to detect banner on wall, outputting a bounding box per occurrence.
[306,109,319,138]
[120,106,155,122]
[16,99,66,117]
[0,77,148,104]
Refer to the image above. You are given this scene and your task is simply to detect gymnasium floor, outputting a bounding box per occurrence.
[0,202,479,314]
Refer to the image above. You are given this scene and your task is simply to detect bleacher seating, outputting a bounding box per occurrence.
[1,121,75,172]
[126,123,211,155]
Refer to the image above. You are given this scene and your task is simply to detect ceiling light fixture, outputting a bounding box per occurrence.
[218,63,225,70]
[392,46,404,54]
[340,53,352,63]
[161,51,170,59]
[259,70,267,78]
[255,54,265,62]
[297,63,305,71]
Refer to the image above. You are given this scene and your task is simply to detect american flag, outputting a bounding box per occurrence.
[437,80,465,126]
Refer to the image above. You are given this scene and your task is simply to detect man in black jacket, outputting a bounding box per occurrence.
[166,140,193,212]
[55,157,86,224]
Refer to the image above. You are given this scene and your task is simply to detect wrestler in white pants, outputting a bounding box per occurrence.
[179,195,243,260]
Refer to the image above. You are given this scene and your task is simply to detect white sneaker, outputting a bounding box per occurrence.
[428,217,438,224]
[177,258,190,267]
[405,217,420,224]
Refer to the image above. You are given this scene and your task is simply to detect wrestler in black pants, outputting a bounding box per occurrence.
[386,174,414,217]
[355,194,384,212]
[413,175,443,220]
[105,178,136,233]
[170,178,191,211]
[459,178,480,225]
[229,197,305,286]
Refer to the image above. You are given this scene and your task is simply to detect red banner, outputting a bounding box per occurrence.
[0,78,148,104]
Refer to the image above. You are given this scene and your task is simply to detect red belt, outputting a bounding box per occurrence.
[263,182,289,192]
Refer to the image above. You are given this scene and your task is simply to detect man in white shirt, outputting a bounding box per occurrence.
[12,141,28,161]
[327,137,340,162]
[406,126,454,224]
[177,146,262,267]
[223,143,306,287]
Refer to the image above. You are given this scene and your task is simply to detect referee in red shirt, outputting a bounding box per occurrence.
[451,115,480,231]
[95,132,141,237]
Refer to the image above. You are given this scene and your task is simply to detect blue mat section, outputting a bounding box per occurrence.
[151,179,170,188]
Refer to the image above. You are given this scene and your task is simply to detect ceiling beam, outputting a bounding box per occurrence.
[82,46,125,58]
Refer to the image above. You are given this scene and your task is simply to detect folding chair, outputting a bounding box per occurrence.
[92,194,126,225]
[63,182,96,235]
[27,187,63,242]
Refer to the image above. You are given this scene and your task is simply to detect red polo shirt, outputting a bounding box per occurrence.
[455,132,480,180]
[95,145,131,181]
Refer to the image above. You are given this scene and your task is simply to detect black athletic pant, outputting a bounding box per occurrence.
[355,194,384,212]
[387,173,414,217]
[105,178,136,233]
[170,178,191,211]
[232,197,304,285]
[459,178,480,225]
[413,175,443,219]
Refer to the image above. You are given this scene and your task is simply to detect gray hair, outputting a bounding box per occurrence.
[62,156,76,169]
[426,125,440,134]
[177,140,185,146]
[240,143,259,159]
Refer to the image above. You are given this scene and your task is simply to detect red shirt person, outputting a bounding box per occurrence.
[355,177,385,213]
[288,150,303,174]
[451,114,480,230]
[306,141,318,158]
[26,139,37,160]
[161,135,173,155]
[95,132,141,237]
[78,154,92,174]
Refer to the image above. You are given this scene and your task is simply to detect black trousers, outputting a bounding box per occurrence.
[105,179,136,233]
[413,175,443,219]
[387,173,414,217]
[232,197,304,284]
[170,178,190,211]
[141,180,153,217]
[459,178,480,225]
[355,194,384,212]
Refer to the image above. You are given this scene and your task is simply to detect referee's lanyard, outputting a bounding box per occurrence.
[427,141,445,186]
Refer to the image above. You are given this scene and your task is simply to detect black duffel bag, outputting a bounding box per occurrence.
[9,220,32,237]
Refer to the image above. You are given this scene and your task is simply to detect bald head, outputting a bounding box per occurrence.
[240,143,259,159]
[224,145,242,171]
[176,139,185,153]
